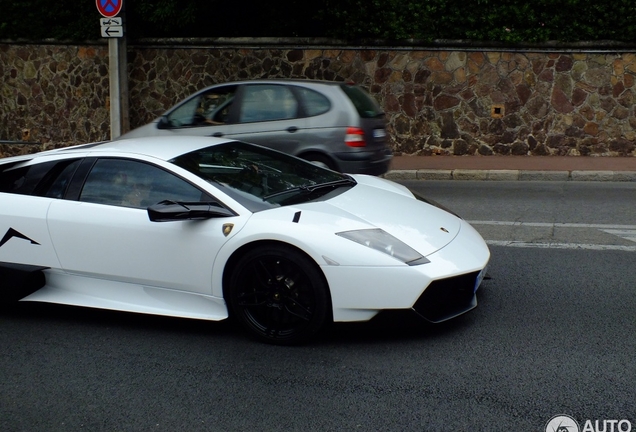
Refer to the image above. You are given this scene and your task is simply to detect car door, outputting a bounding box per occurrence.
[46,157,244,295]
[0,159,83,269]
[225,83,310,155]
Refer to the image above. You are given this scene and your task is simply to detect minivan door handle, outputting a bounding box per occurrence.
[211,132,224,137]
[286,126,298,133]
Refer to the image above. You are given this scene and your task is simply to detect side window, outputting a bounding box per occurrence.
[238,84,298,123]
[167,86,237,128]
[0,159,81,197]
[0,164,31,194]
[40,159,82,198]
[197,87,236,125]
[79,159,208,209]
[296,87,331,117]
[166,97,199,128]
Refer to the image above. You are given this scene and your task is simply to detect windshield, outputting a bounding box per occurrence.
[170,142,356,212]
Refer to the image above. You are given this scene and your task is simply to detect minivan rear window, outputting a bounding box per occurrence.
[296,87,331,117]
[340,84,384,119]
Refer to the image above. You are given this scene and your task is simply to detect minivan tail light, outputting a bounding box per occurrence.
[345,127,366,147]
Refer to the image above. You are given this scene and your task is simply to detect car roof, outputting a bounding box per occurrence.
[207,79,347,87]
[86,136,230,160]
[4,136,231,164]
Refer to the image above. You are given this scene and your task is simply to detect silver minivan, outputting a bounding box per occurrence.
[119,80,393,175]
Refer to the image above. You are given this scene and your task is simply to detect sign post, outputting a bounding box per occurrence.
[96,0,128,139]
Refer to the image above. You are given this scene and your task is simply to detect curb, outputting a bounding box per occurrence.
[384,169,636,182]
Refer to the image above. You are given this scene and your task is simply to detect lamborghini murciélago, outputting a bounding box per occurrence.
[0,137,490,344]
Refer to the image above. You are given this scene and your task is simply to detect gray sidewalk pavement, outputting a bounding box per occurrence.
[385,155,636,181]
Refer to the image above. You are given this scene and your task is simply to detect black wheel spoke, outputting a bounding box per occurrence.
[254,259,275,285]
[236,293,268,308]
[283,298,313,321]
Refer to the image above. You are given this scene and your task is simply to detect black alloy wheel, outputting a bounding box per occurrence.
[228,244,330,345]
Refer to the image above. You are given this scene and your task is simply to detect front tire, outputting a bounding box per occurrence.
[227,244,330,345]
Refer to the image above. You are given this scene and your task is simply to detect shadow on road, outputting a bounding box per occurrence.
[1,286,491,346]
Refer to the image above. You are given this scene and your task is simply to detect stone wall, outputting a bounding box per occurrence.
[2,41,636,158]
[0,44,111,156]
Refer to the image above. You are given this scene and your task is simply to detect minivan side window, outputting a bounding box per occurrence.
[296,87,331,117]
[167,86,237,128]
[238,84,298,123]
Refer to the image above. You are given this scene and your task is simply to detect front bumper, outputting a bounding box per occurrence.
[324,219,490,322]
[412,270,481,323]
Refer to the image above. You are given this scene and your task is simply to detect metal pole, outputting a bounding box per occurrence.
[108,37,121,139]
[118,36,129,134]
[118,4,129,135]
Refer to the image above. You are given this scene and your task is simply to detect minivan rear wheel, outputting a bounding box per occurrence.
[303,154,336,171]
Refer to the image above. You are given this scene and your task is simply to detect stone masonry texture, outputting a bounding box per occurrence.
[1,42,635,158]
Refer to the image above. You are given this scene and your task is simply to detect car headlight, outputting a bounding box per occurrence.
[336,228,429,265]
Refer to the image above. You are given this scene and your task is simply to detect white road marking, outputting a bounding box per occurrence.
[486,240,636,252]
[467,221,636,251]
[600,229,636,243]
[468,221,636,230]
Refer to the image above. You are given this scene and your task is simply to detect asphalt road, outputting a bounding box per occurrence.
[1,181,635,431]
[401,180,636,225]
[404,180,636,250]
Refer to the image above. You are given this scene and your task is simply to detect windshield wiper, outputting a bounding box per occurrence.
[262,177,357,202]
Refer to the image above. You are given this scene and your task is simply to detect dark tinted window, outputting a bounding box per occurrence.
[0,164,31,194]
[340,84,384,118]
[296,87,331,117]
[40,159,82,198]
[80,159,209,209]
[0,159,80,197]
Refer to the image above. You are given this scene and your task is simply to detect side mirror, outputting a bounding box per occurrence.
[157,116,172,130]
[148,200,235,222]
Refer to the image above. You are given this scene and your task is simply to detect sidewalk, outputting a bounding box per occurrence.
[385,155,636,181]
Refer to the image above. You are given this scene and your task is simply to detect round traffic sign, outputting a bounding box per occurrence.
[96,0,123,18]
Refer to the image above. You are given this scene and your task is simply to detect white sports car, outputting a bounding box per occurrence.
[0,137,489,344]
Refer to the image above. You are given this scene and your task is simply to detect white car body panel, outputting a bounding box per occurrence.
[0,195,60,268]
[24,270,228,320]
[46,199,247,293]
[326,181,462,256]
